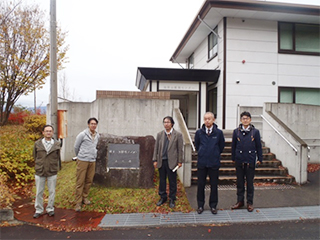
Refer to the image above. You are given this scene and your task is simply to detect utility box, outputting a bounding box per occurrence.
[57,110,67,139]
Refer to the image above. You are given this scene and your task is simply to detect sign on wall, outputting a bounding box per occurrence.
[159,82,199,91]
[107,144,140,169]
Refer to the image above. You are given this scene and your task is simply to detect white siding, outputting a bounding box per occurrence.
[191,17,319,129]
[192,20,225,125]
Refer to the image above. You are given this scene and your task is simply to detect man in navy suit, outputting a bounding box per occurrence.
[195,112,225,215]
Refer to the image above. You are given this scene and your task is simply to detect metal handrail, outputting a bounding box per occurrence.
[174,108,196,151]
[260,114,298,155]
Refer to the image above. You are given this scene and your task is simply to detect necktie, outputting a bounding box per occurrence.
[207,130,211,136]
[167,133,171,141]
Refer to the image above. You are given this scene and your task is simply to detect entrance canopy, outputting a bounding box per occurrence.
[136,67,220,91]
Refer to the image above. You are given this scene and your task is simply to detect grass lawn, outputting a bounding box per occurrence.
[53,161,193,214]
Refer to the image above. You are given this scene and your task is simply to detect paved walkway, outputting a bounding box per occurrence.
[4,171,319,230]
[99,205,320,228]
[99,171,319,228]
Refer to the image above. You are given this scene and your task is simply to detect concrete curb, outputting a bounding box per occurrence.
[0,209,14,221]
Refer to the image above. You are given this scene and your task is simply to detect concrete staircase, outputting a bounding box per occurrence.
[190,130,296,185]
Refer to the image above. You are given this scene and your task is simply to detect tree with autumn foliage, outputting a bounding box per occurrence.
[0,1,68,126]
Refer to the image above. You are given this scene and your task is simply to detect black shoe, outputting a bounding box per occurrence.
[247,204,254,212]
[197,207,204,214]
[33,213,42,219]
[47,211,55,217]
[211,208,217,214]
[231,201,244,210]
[169,199,175,208]
[156,198,167,206]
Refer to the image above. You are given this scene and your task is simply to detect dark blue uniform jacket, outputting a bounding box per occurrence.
[195,124,225,168]
[231,124,263,164]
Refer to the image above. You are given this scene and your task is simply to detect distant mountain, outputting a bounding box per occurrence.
[27,106,46,114]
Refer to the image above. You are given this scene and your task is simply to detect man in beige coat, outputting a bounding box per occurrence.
[152,116,183,208]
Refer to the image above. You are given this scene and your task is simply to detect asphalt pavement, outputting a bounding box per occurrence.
[1,219,319,239]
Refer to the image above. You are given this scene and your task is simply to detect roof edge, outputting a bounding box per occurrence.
[170,0,320,62]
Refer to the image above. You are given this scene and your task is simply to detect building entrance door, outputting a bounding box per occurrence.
[171,93,197,130]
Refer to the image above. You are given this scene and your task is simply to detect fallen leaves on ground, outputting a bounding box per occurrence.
[307,163,320,173]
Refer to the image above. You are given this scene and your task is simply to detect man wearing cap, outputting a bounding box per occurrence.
[152,116,183,208]
[231,111,262,212]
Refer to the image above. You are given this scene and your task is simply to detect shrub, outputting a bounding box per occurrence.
[0,125,35,187]
[0,174,14,209]
[7,105,32,125]
[23,114,46,141]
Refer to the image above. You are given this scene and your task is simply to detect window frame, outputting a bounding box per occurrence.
[207,26,218,61]
[278,87,296,103]
[278,22,320,56]
[278,87,320,105]
[188,53,194,69]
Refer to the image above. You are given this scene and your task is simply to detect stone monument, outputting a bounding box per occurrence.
[94,134,155,188]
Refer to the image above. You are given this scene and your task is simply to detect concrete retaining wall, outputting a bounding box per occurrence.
[266,103,320,163]
[48,98,179,162]
[262,103,319,184]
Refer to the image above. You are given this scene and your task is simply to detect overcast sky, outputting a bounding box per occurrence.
[16,0,319,108]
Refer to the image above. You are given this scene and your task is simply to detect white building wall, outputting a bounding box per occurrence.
[192,20,225,126]
[278,54,320,88]
[225,18,279,129]
[191,17,319,129]
[225,18,320,129]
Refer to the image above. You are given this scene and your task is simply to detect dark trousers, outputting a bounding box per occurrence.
[235,162,255,205]
[197,166,219,209]
[158,160,177,200]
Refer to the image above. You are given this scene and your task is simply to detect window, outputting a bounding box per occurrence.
[278,22,320,55]
[279,87,320,106]
[208,26,218,60]
[279,88,294,103]
[188,53,194,69]
[207,86,217,116]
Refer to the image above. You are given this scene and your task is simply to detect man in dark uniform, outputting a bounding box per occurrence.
[231,111,262,212]
[195,112,225,215]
